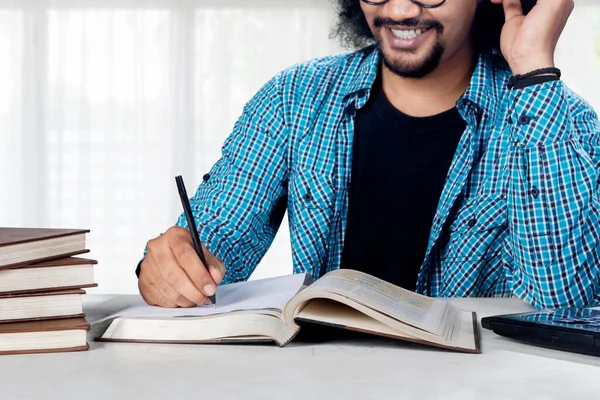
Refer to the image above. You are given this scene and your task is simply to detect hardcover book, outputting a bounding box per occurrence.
[97,269,480,353]
[0,228,90,269]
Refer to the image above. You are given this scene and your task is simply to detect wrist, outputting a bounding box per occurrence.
[510,60,555,76]
[507,67,561,90]
[511,74,560,90]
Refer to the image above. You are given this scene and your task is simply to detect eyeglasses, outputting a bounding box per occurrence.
[361,0,447,8]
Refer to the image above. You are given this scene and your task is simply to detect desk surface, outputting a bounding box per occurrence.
[0,295,599,400]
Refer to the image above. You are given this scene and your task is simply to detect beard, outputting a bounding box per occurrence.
[373,17,445,79]
[380,41,445,79]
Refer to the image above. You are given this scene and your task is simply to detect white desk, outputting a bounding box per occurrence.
[0,295,599,400]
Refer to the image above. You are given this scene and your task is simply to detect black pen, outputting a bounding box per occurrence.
[175,175,216,306]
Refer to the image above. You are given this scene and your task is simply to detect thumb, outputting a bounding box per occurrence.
[502,0,524,21]
[209,264,225,285]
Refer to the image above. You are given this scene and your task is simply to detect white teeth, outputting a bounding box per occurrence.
[391,28,426,39]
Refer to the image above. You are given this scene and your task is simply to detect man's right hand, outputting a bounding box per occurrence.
[138,226,225,308]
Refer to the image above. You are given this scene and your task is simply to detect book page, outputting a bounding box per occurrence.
[307,269,456,336]
[296,298,409,338]
[294,298,476,351]
[103,273,310,320]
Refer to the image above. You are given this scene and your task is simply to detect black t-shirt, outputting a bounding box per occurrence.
[339,81,466,290]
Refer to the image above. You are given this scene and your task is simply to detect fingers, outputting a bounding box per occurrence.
[501,0,524,21]
[139,273,198,308]
[139,279,178,308]
[170,240,218,299]
[202,242,226,275]
[156,278,197,308]
[138,226,227,308]
[150,242,207,305]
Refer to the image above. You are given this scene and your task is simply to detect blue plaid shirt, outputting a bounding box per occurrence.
[175,45,600,310]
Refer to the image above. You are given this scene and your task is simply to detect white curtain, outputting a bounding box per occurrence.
[1,0,598,294]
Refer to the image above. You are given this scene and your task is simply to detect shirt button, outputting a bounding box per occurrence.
[518,115,532,125]
[203,174,210,181]
[530,186,539,198]
[303,191,313,201]
[467,218,477,228]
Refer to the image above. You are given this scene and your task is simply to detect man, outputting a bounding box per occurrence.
[136,0,600,310]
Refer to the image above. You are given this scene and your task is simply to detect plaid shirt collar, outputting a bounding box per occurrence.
[342,45,506,116]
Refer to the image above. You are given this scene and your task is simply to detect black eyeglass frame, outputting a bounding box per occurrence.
[361,0,447,8]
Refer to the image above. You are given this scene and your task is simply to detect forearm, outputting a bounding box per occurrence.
[506,79,600,308]
[178,154,288,284]
[136,74,290,283]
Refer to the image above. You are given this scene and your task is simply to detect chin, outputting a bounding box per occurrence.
[380,42,445,79]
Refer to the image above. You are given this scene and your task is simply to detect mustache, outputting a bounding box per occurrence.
[374,17,443,32]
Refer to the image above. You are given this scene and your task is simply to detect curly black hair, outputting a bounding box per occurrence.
[330,0,510,65]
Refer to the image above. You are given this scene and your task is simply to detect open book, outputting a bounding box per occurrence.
[96,269,481,353]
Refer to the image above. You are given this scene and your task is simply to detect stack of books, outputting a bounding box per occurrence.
[0,227,97,355]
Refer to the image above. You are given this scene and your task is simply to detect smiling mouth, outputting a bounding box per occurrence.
[389,27,432,40]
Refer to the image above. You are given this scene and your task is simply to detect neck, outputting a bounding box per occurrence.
[381,44,477,117]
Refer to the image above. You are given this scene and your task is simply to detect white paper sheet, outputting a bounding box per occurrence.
[105,273,309,320]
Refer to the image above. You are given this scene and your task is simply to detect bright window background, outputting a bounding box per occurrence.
[0,0,599,294]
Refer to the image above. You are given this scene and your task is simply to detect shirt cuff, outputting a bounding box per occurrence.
[507,79,571,146]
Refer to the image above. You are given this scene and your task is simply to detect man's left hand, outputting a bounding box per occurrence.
[490,0,574,76]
